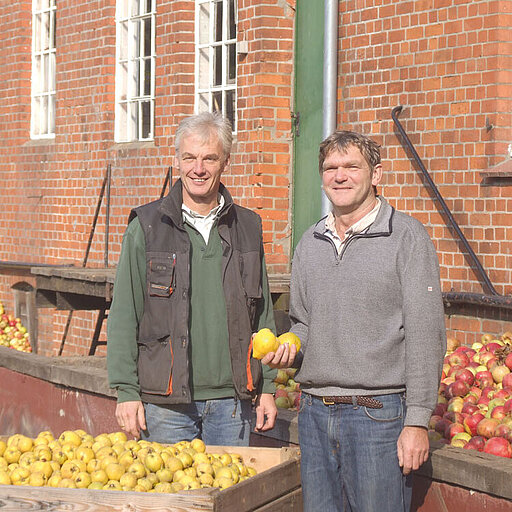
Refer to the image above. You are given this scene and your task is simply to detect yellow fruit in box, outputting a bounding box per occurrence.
[252,328,279,359]
[277,332,301,352]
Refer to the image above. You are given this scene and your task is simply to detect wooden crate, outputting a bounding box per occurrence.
[0,445,302,512]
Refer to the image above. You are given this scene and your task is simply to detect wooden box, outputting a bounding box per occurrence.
[0,445,302,511]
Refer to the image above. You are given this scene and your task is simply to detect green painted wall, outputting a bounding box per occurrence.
[292,0,325,250]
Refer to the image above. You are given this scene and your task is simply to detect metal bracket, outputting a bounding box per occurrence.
[291,111,300,137]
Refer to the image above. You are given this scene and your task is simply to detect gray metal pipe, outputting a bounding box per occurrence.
[321,0,339,216]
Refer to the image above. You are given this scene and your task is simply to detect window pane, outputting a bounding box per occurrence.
[213,45,222,86]
[198,93,209,113]
[228,0,236,40]
[119,21,128,60]
[199,3,210,45]
[212,91,222,113]
[143,17,152,57]
[34,15,41,52]
[48,95,55,134]
[119,61,128,100]
[32,97,41,136]
[33,56,42,94]
[144,0,153,14]
[227,43,236,84]
[129,102,138,140]
[42,54,48,92]
[131,0,140,17]
[225,89,235,129]
[49,53,56,91]
[40,0,50,10]
[198,48,209,88]
[50,8,56,49]
[134,21,141,58]
[141,101,151,139]
[143,59,152,96]
[214,1,223,42]
[41,96,49,134]
[42,12,50,51]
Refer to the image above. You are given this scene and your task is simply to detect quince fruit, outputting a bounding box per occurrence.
[252,328,278,359]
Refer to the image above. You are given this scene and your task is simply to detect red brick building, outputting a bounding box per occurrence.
[0,0,511,355]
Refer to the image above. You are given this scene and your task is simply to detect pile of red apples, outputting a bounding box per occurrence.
[0,301,32,353]
[273,368,301,409]
[429,332,512,458]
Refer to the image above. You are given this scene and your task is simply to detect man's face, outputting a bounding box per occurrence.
[176,132,229,211]
[321,145,382,216]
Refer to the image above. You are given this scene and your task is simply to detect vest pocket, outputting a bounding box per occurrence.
[147,252,176,297]
[137,336,173,395]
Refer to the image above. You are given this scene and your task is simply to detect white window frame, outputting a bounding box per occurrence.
[115,0,156,142]
[31,0,57,139]
[195,0,237,132]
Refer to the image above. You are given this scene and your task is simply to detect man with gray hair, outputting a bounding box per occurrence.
[108,112,277,445]
[264,130,446,511]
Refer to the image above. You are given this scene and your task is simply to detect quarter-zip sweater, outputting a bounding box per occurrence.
[289,196,446,428]
[107,180,276,404]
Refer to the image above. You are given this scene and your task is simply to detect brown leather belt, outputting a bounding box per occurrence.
[322,396,383,409]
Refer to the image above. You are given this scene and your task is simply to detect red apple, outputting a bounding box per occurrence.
[447,397,464,412]
[433,403,448,417]
[455,368,475,386]
[461,402,478,415]
[463,435,486,452]
[428,415,443,431]
[446,380,470,399]
[434,418,452,437]
[484,437,512,458]
[494,423,512,443]
[445,422,465,440]
[475,371,494,389]
[476,418,500,439]
[504,398,512,415]
[491,364,511,384]
[490,405,506,420]
[443,411,465,424]
[505,352,512,371]
[464,412,485,436]
[448,351,469,367]
[485,342,502,354]
[463,394,478,405]
[478,351,494,366]
[448,365,464,377]
[502,373,512,390]
[493,388,511,400]
[274,388,289,400]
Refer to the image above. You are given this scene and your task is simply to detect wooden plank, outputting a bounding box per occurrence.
[0,446,300,512]
[0,485,215,511]
[254,488,303,512]
[417,442,512,500]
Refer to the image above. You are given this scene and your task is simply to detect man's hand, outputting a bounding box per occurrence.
[115,401,146,439]
[261,342,297,369]
[254,393,278,432]
[397,426,429,475]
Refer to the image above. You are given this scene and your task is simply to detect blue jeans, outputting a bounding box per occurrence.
[298,392,412,512]
[142,398,253,446]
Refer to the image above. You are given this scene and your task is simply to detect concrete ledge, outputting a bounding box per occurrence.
[0,347,115,398]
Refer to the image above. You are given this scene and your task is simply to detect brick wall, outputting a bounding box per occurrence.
[0,0,295,355]
[335,0,512,342]
[1,0,511,355]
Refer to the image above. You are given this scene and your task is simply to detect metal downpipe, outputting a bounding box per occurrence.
[321,0,339,217]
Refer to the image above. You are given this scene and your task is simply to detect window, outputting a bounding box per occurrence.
[196,0,237,131]
[115,0,156,142]
[31,0,57,139]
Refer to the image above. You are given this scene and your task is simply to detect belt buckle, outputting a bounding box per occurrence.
[322,397,335,405]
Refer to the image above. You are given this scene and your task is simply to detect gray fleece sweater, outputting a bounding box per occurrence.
[290,197,446,428]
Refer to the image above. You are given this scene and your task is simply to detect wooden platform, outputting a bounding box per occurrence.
[31,266,290,310]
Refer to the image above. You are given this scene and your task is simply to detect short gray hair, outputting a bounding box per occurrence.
[175,112,233,160]
[319,131,381,174]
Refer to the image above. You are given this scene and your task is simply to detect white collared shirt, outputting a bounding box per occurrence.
[324,198,381,254]
[182,194,225,244]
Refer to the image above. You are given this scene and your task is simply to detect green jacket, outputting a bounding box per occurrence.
[107,181,276,404]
